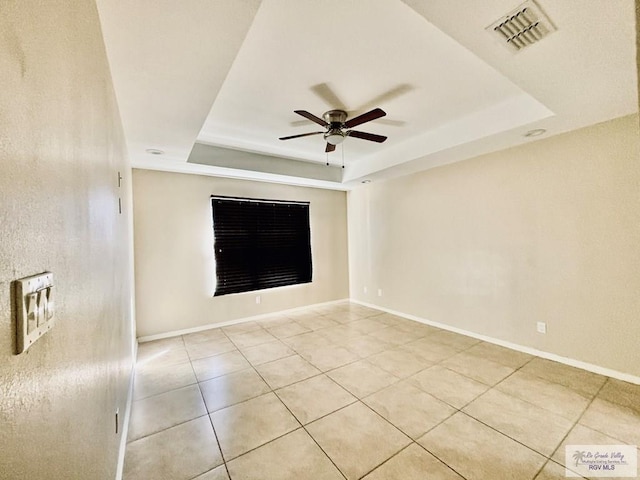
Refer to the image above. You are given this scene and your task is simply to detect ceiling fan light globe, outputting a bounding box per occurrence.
[325,131,345,145]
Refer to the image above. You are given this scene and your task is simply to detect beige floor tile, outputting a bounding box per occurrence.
[255,354,321,389]
[286,311,325,322]
[227,428,344,480]
[240,340,295,366]
[276,374,356,424]
[134,361,197,400]
[191,350,251,382]
[124,416,222,480]
[427,330,481,350]
[137,337,190,368]
[128,384,207,441]
[552,423,640,478]
[307,305,340,315]
[283,331,331,351]
[222,321,263,334]
[534,461,582,480]
[306,402,411,480]
[294,315,340,331]
[227,329,277,348]
[362,443,463,480]
[418,413,545,480]
[440,352,515,385]
[367,348,432,378]
[328,359,400,398]
[373,313,404,327]
[210,392,299,460]
[336,303,367,313]
[496,371,591,421]
[579,398,640,446]
[266,321,312,339]
[350,306,384,318]
[182,328,227,345]
[347,318,389,334]
[256,314,293,327]
[318,325,366,343]
[463,389,574,456]
[597,378,640,415]
[520,358,607,397]
[192,465,229,480]
[368,326,420,345]
[184,337,237,361]
[408,365,489,408]
[364,381,455,439]
[299,344,360,371]
[340,335,391,358]
[400,338,461,363]
[200,368,271,413]
[465,341,533,368]
[393,321,439,336]
[323,311,364,324]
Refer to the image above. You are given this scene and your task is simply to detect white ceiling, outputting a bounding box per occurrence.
[97,0,638,190]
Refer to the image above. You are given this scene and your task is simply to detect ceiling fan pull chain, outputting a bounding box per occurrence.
[326,151,329,166]
[342,142,345,169]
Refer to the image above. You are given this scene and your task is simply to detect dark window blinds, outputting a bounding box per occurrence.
[211,196,312,296]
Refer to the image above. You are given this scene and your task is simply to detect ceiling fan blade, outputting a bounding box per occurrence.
[347,130,387,143]
[279,131,324,141]
[325,143,336,153]
[344,108,386,128]
[357,84,413,112]
[311,83,347,110]
[294,110,328,127]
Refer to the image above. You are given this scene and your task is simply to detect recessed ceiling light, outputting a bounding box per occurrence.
[145,148,165,155]
[524,128,546,137]
[361,179,372,184]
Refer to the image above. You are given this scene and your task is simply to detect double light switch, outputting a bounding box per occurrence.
[15,272,54,354]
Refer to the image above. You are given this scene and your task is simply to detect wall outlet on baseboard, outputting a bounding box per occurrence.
[377,289,383,297]
[536,322,547,334]
[255,295,261,305]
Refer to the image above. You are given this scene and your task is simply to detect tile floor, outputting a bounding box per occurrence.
[123,302,640,480]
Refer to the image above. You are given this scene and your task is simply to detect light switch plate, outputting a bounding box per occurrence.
[15,272,54,354]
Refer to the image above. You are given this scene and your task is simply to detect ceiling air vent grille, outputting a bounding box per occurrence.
[487,0,556,53]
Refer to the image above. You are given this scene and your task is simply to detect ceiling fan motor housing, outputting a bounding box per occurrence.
[322,109,348,125]
[323,110,348,145]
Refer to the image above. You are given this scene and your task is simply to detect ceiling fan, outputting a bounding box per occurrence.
[279,108,388,153]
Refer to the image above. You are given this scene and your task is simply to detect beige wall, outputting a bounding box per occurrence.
[0,2,134,479]
[637,0,640,113]
[133,170,349,338]
[349,114,640,377]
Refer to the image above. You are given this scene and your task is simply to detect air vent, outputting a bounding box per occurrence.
[487,0,556,53]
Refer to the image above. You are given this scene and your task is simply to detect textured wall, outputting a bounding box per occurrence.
[133,170,349,338]
[637,0,640,113]
[348,114,640,377]
[0,1,134,479]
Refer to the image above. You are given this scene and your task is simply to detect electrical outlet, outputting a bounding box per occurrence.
[255,295,261,305]
[363,286,367,294]
[536,322,547,334]
[377,289,383,297]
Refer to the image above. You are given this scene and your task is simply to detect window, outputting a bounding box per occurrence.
[211,196,312,296]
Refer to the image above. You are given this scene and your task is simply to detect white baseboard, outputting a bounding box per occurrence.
[115,341,137,480]
[351,299,640,386]
[137,298,350,343]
